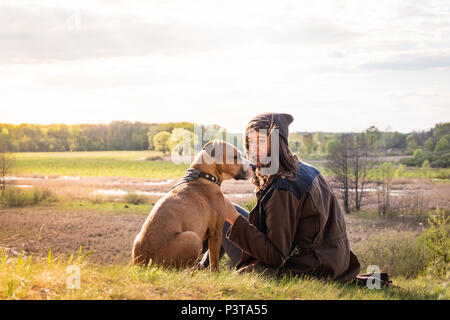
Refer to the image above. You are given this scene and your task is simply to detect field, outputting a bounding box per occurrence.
[11,151,450,180]
[1,151,449,300]
[11,151,189,178]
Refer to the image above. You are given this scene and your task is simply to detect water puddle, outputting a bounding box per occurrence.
[5,176,83,181]
[93,189,166,197]
[93,188,254,199]
[105,179,176,186]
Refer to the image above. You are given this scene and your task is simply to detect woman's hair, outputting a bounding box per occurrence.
[244,121,300,192]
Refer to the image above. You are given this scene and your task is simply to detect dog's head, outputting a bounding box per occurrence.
[201,140,255,181]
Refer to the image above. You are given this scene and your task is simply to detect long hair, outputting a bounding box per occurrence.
[244,121,300,193]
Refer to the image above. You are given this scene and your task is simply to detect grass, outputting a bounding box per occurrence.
[0,198,448,300]
[0,187,59,208]
[11,151,189,179]
[352,231,429,278]
[8,151,449,181]
[1,249,447,300]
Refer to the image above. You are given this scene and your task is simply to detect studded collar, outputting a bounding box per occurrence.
[170,168,221,191]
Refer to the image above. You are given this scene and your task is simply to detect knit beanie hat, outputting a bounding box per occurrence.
[246,112,294,143]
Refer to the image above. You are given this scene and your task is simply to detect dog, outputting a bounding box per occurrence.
[132,140,255,271]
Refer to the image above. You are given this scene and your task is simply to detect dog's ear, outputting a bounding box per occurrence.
[203,141,216,158]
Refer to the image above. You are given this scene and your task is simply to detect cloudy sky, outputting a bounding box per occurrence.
[1,0,449,133]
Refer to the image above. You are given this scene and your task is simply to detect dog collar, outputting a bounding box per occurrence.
[170,168,221,191]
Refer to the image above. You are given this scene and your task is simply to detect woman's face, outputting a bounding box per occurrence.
[246,130,271,166]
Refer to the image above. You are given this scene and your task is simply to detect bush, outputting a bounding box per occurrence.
[430,152,450,168]
[352,231,428,278]
[420,206,449,280]
[400,157,416,167]
[0,187,58,208]
[124,191,146,205]
[145,155,165,161]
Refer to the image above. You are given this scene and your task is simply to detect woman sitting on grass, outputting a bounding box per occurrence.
[200,112,360,283]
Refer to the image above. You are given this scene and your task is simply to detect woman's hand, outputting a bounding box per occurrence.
[223,195,239,225]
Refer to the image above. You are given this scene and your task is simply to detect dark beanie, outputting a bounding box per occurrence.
[247,112,294,142]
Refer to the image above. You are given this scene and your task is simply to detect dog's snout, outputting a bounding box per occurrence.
[249,163,256,172]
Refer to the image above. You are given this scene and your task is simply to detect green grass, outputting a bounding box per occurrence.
[0,187,59,208]
[1,250,447,300]
[11,151,189,179]
[8,151,450,180]
[0,199,447,300]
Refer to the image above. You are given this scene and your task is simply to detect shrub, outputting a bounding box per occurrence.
[0,187,58,208]
[145,155,165,161]
[124,191,146,205]
[430,152,450,168]
[420,206,449,280]
[352,231,428,278]
[400,157,416,167]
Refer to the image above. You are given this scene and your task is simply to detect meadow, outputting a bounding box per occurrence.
[10,151,450,180]
[1,248,446,300]
[1,151,449,300]
[10,151,189,179]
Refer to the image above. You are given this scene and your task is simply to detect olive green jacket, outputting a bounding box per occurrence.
[226,161,360,282]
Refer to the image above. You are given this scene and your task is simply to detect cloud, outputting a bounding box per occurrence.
[361,50,450,70]
[264,18,360,46]
[0,4,255,65]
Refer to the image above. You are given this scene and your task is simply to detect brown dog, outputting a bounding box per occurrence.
[132,140,254,271]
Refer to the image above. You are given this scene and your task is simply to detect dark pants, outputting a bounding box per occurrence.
[200,203,249,268]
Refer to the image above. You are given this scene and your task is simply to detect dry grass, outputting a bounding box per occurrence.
[1,248,447,300]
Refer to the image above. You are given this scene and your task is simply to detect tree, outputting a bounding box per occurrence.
[326,131,375,213]
[326,134,352,213]
[406,135,419,154]
[365,126,381,153]
[413,148,424,166]
[0,141,15,192]
[302,133,316,157]
[349,132,374,211]
[434,134,450,152]
[326,139,340,155]
[424,137,435,152]
[433,122,450,142]
[377,162,394,217]
[169,128,195,157]
[153,131,172,155]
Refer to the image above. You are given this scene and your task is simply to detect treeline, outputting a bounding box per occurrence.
[0,121,195,152]
[0,121,448,167]
[288,123,450,167]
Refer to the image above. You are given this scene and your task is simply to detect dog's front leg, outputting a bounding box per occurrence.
[208,229,222,272]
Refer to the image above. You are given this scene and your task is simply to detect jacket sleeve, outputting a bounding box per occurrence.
[226,189,300,268]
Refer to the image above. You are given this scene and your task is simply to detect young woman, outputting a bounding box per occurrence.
[201,112,360,283]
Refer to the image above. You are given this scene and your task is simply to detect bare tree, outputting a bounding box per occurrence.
[349,132,376,211]
[327,132,375,213]
[326,133,353,213]
[377,162,394,217]
[0,141,15,192]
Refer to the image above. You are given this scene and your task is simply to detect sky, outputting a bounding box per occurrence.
[1,0,449,134]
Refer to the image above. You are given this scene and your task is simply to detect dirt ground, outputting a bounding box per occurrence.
[5,174,450,210]
[1,175,448,265]
[0,205,423,265]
